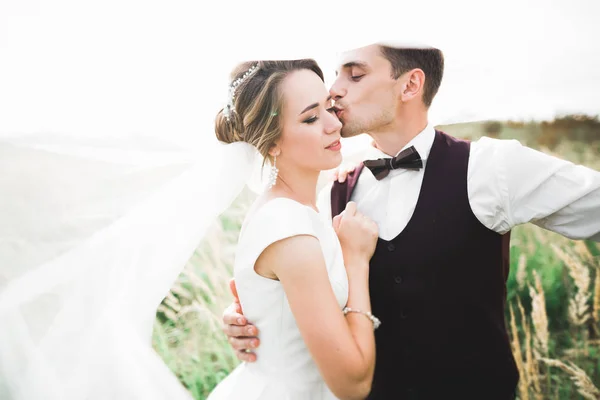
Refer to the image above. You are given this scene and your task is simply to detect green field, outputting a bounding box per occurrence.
[153,116,600,400]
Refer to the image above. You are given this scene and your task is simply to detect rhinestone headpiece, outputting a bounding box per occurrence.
[223,63,260,121]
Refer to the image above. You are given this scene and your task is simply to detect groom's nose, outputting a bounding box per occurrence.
[329,81,346,101]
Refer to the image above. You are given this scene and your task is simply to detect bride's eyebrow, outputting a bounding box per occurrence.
[299,95,333,115]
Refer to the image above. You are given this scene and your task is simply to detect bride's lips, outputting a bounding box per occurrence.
[326,140,342,151]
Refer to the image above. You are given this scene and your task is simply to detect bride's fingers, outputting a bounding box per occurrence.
[332,169,340,181]
[331,163,358,183]
[332,214,342,231]
[338,166,356,183]
[344,201,357,217]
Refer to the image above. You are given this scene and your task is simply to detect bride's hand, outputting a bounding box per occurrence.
[333,202,378,267]
[331,140,378,183]
[332,163,358,183]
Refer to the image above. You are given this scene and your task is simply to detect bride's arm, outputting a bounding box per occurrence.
[259,224,376,400]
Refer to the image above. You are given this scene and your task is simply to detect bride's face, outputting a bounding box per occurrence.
[274,69,343,172]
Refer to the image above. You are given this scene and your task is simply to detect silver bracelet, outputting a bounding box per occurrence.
[343,307,381,330]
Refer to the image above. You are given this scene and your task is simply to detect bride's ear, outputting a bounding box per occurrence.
[268,145,281,158]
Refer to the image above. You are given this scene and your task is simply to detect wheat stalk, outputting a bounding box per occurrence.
[157,304,179,322]
[574,241,595,265]
[553,244,592,326]
[526,317,543,399]
[529,270,549,358]
[518,297,544,399]
[509,304,529,400]
[594,268,600,327]
[540,358,600,400]
[517,253,528,291]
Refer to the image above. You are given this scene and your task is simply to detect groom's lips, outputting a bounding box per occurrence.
[335,108,344,119]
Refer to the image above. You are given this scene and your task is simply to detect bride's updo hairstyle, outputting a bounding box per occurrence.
[215,59,324,163]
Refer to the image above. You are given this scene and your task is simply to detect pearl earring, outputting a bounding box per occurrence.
[268,155,279,190]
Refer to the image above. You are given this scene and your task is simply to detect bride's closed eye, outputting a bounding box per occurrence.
[303,107,337,124]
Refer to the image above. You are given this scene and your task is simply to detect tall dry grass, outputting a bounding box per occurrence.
[509,230,600,399]
[152,188,254,399]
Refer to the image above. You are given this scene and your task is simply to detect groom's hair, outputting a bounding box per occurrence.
[379,46,444,108]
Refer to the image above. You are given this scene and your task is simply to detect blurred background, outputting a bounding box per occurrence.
[1,0,599,399]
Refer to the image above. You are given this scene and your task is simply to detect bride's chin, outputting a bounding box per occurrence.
[324,154,343,170]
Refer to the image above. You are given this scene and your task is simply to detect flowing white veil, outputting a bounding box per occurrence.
[0,0,598,398]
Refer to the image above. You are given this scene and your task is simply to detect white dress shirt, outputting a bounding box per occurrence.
[317,125,600,242]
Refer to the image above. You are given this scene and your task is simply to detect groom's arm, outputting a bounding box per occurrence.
[468,137,600,241]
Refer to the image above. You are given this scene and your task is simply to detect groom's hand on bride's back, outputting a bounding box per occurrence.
[222,278,260,362]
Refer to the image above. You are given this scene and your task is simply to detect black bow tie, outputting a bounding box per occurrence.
[363,146,423,180]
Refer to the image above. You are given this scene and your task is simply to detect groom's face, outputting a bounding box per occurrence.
[330,45,399,138]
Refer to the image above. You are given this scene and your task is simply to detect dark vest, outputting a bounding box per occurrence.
[331,131,518,400]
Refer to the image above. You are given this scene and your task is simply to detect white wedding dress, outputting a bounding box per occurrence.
[208,197,349,400]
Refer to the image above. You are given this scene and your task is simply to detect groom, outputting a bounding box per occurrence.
[222,42,600,399]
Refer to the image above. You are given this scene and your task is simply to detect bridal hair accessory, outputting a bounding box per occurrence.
[223,63,260,121]
[267,155,278,190]
[343,307,381,330]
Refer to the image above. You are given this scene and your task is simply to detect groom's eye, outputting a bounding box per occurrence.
[351,74,365,82]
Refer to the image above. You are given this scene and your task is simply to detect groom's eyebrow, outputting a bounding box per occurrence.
[299,95,333,115]
[344,61,368,69]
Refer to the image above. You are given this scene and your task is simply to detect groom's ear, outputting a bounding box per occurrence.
[400,68,425,103]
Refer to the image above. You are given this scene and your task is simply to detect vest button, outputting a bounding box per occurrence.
[387,243,396,251]
[394,276,402,284]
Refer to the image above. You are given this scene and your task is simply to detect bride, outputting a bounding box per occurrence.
[0,58,379,400]
[207,59,379,399]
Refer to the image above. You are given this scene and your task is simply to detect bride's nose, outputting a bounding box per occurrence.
[325,111,342,134]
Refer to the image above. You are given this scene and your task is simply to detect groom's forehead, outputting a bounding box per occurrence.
[333,39,439,74]
[335,45,380,70]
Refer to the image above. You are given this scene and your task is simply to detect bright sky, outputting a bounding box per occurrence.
[1,0,599,154]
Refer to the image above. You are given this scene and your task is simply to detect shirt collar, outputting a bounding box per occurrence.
[364,124,436,162]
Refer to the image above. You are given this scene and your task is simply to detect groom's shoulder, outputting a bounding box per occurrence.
[433,130,472,156]
[435,129,470,145]
[435,130,525,151]
[468,136,528,163]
